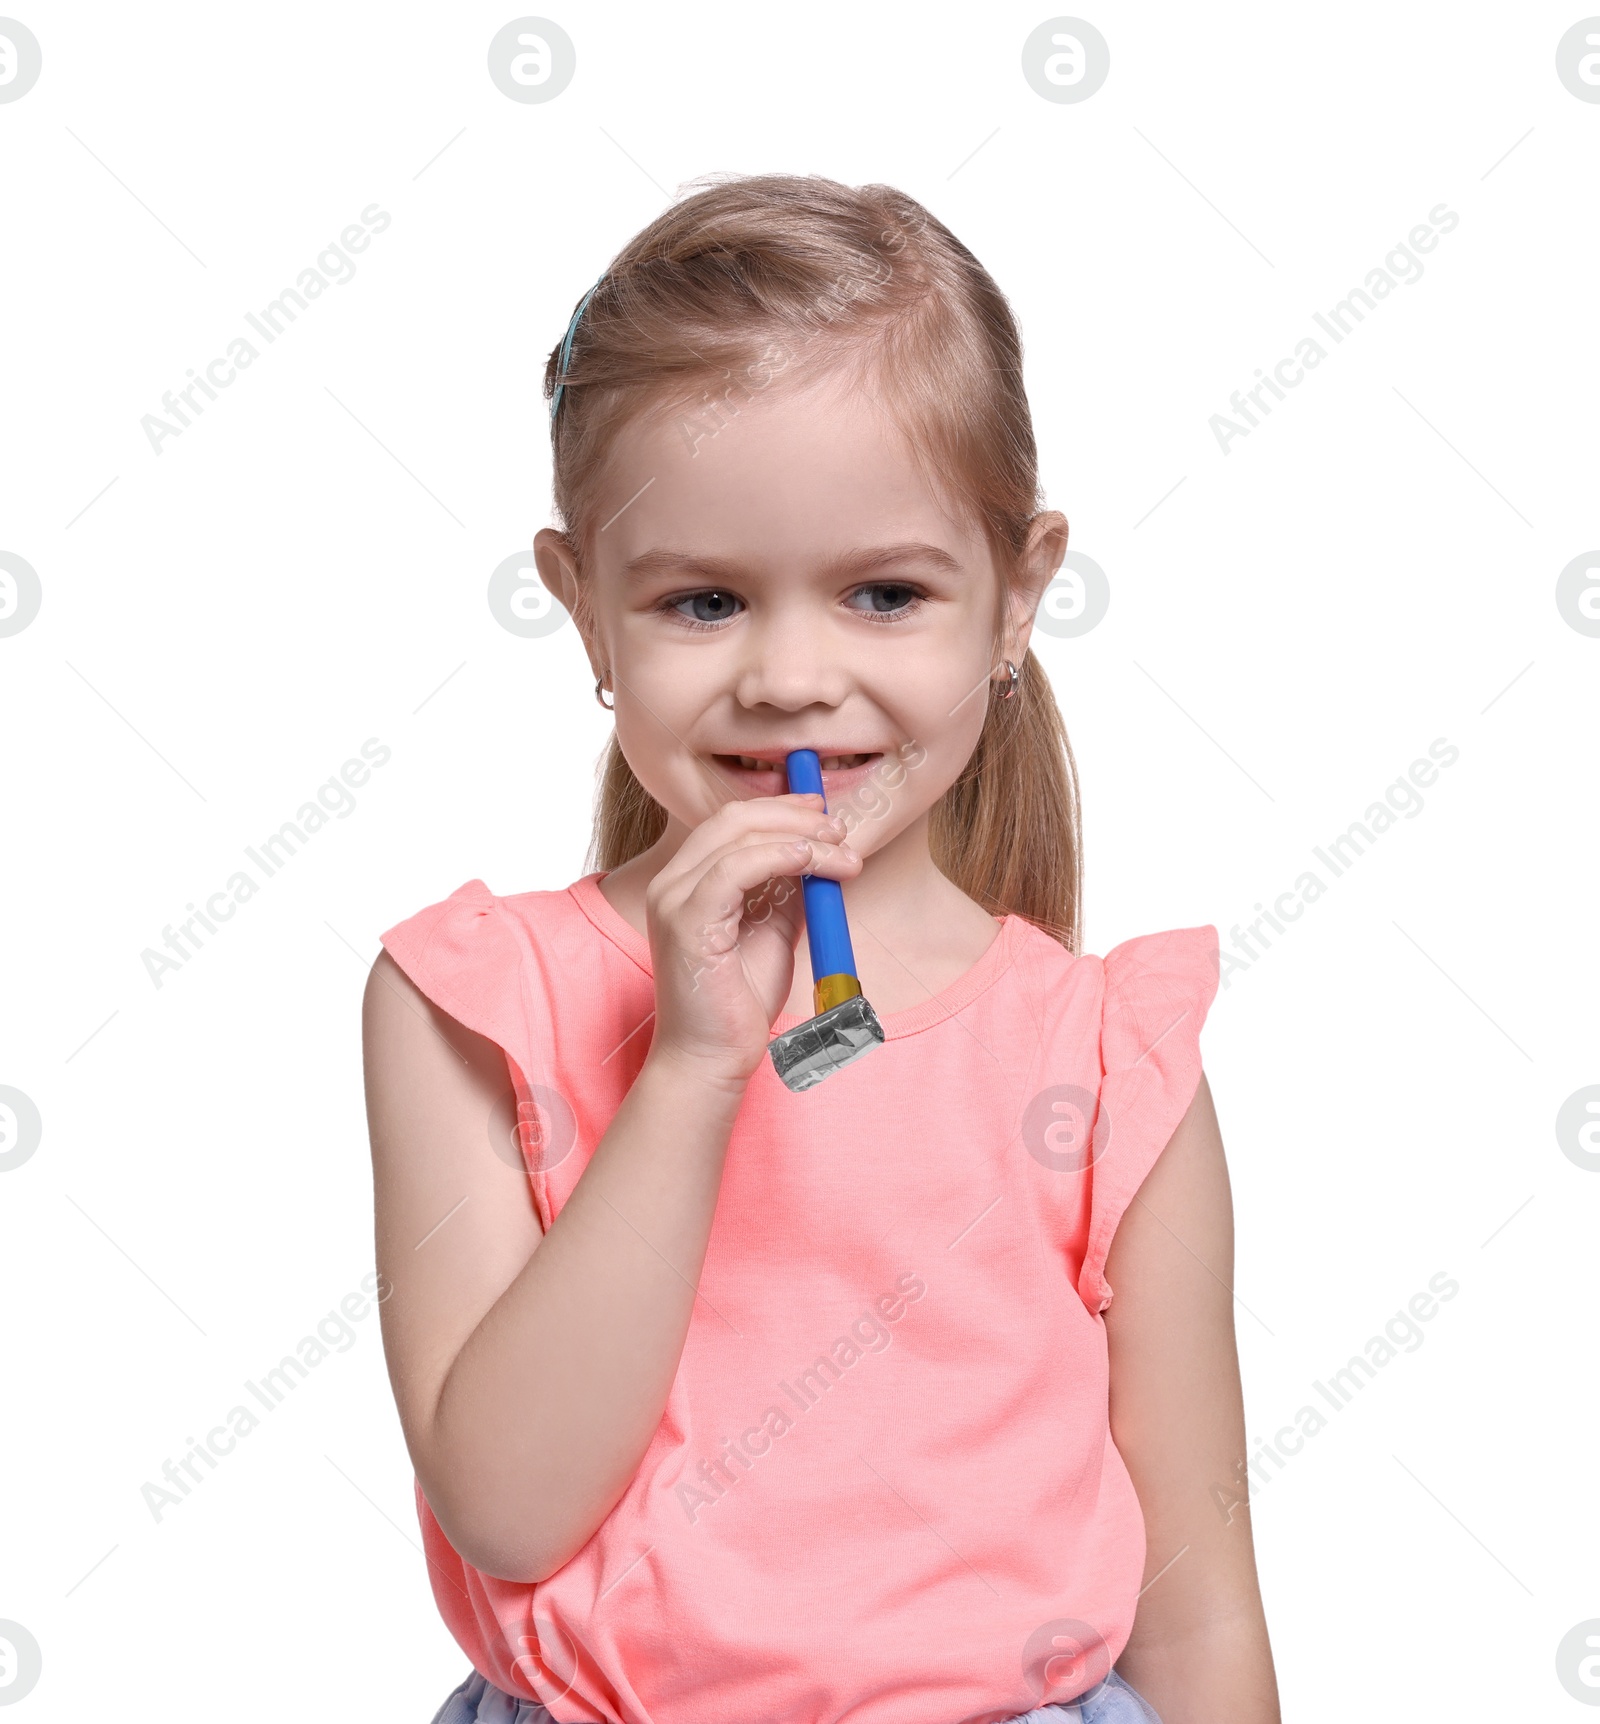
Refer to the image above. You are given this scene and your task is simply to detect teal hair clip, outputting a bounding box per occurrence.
[549,273,607,425]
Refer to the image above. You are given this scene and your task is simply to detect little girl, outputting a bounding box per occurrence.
[363,174,1280,1724]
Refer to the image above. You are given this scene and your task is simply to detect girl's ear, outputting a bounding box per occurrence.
[533,525,581,612]
[534,526,605,673]
[1008,510,1069,663]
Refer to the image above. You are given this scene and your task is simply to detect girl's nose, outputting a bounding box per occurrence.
[732,614,852,711]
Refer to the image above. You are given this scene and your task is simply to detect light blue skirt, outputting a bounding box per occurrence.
[429,1669,1161,1724]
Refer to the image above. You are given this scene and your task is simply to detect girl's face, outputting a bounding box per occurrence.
[536,362,1065,859]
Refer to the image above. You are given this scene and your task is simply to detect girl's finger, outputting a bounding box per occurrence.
[651,800,842,913]
[653,790,831,896]
[668,836,859,947]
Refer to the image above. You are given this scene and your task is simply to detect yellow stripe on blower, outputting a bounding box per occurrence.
[814,973,862,1015]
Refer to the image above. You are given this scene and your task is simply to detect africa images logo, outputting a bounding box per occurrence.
[1209,204,1461,454]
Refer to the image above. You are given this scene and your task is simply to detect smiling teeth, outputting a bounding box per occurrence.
[733,754,871,771]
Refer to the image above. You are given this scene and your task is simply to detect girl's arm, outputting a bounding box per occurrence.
[363,956,748,1582]
[362,794,858,1585]
[1101,1074,1282,1724]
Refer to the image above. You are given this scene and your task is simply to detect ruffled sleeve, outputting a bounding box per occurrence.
[380,879,563,1229]
[378,877,534,1071]
[1076,925,1220,1316]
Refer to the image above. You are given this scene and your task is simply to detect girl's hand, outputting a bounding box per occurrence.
[645,791,862,1092]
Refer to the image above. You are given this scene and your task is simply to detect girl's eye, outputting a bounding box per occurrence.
[655,581,928,632]
[847,581,926,624]
[660,589,743,630]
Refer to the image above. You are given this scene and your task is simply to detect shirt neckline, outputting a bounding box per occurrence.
[567,870,1022,1041]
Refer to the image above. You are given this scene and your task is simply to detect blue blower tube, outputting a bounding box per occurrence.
[783,749,860,993]
[766,748,884,1090]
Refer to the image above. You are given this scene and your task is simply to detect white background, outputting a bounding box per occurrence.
[2,1,1597,1718]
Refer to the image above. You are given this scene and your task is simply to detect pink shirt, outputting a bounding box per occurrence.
[380,872,1219,1724]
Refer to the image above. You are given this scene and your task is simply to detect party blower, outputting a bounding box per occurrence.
[766,749,886,1093]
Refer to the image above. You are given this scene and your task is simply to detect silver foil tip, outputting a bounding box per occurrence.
[767,995,886,1093]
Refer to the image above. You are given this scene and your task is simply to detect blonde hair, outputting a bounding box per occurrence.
[542,172,1082,951]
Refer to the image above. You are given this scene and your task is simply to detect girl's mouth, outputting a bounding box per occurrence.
[713,752,884,796]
